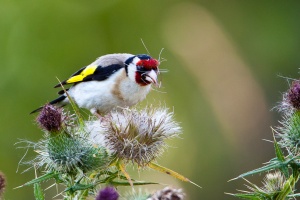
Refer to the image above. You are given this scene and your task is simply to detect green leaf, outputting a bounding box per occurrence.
[15,172,57,188]
[110,181,158,186]
[34,183,45,200]
[287,193,300,197]
[64,178,158,194]
[275,175,295,200]
[226,193,262,200]
[274,136,284,162]
[56,78,84,127]
[230,162,282,181]
[273,133,289,177]
[64,183,95,194]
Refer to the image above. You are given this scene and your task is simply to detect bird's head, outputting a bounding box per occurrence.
[125,54,159,86]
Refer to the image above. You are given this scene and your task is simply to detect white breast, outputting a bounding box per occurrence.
[67,69,151,113]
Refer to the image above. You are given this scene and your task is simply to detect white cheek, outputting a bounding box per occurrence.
[127,57,140,81]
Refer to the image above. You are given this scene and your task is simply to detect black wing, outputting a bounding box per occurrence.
[54,64,124,88]
[54,66,86,88]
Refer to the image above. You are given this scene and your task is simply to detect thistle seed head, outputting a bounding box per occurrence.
[96,187,119,200]
[262,172,285,193]
[36,104,62,132]
[101,107,181,166]
[150,187,185,200]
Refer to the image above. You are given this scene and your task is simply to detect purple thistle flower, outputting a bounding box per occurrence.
[36,104,62,132]
[287,80,300,110]
[96,187,119,200]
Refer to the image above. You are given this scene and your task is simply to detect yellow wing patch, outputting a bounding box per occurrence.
[66,65,97,84]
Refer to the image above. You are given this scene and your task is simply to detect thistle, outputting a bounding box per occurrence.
[36,104,62,132]
[277,80,300,115]
[34,132,109,173]
[276,111,300,153]
[19,100,199,199]
[262,172,285,193]
[92,106,199,188]
[230,74,300,199]
[96,187,119,200]
[287,80,300,110]
[150,187,185,200]
[120,187,185,200]
[231,172,289,199]
[100,106,181,166]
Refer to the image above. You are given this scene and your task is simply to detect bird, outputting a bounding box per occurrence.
[31,53,160,115]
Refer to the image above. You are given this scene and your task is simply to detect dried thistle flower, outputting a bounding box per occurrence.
[36,104,62,132]
[99,106,181,166]
[0,171,6,197]
[96,187,119,200]
[150,187,185,200]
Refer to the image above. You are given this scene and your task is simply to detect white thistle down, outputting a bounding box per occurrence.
[149,187,185,200]
[262,172,285,193]
[88,106,181,166]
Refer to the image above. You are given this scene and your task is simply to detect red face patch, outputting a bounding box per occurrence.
[136,58,159,70]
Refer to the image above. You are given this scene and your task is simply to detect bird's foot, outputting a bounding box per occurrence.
[90,108,105,121]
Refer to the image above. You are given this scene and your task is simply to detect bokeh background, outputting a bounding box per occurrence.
[1,0,300,199]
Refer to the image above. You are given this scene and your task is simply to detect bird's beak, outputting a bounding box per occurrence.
[145,70,158,85]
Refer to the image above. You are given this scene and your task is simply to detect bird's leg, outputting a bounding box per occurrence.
[90,108,105,122]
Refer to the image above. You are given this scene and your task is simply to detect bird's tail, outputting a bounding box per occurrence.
[30,95,67,114]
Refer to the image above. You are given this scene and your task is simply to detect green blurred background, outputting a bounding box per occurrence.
[1,0,300,199]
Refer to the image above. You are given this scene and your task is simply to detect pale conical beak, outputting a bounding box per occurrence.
[145,70,158,84]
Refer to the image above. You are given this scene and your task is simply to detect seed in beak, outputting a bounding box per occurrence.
[145,70,157,84]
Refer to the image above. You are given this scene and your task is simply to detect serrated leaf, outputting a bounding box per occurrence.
[230,163,281,181]
[34,183,45,200]
[15,172,57,188]
[230,157,294,181]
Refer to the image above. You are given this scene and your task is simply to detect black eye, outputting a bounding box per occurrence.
[137,66,147,72]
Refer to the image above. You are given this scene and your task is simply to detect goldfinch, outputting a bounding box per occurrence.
[31,53,159,115]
